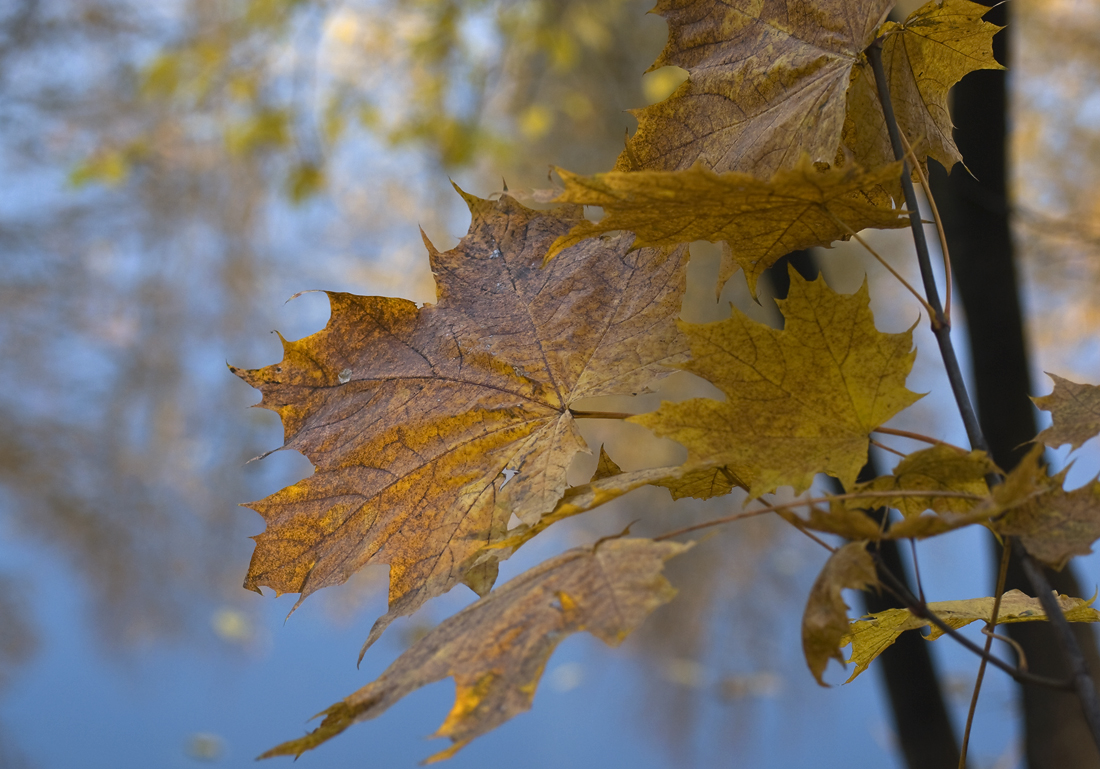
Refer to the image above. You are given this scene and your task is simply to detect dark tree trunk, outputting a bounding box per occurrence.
[928,2,1100,766]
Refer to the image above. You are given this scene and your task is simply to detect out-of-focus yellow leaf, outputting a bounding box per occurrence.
[287,162,324,203]
[259,538,690,763]
[802,542,877,686]
[1034,373,1100,451]
[549,159,907,295]
[843,590,1100,682]
[631,269,921,497]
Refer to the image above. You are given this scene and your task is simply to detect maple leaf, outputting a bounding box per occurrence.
[620,0,891,176]
[843,0,1003,199]
[802,541,877,686]
[549,158,907,295]
[1033,373,1100,451]
[842,590,1100,682]
[259,538,690,763]
[847,445,996,517]
[631,268,922,497]
[992,459,1100,570]
[231,190,689,649]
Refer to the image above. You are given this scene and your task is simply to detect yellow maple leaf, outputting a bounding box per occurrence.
[631,268,922,497]
[802,541,878,686]
[1033,373,1100,451]
[620,0,892,175]
[258,538,689,763]
[848,444,997,517]
[842,589,1100,682]
[231,189,689,650]
[549,158,907,295]
[843,0,1004,200]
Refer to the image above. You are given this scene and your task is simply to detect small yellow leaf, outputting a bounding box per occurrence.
[843,590,1100,682]
[848,445,997,517]
[1033,373,1100,451]
[259,538,690,762]
[802,542,877,686]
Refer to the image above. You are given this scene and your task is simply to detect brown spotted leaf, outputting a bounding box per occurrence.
[1034,373,1100,451]
[802,541,877,686]
[843,590,1100,682]
[259,538,690,763]
[843,0,1004,201]
[632,268,922,497]
[550,159,907,295]
[232,189,689,649]
[621,0,891,176]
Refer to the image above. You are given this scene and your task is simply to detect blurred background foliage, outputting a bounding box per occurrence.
[1,0,1099,765]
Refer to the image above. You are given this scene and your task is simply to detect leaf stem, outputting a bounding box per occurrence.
[568,409,634,420]
[873,426,968,453]
[959,537,1012,769]
[652,488,984,542]
[827,212,935,317]
[870,438,906,458]
[897,130,954,325]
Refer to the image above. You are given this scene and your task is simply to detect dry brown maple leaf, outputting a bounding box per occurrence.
[620,0,891,175]
[231,189,688,649]
[1034,373,1100,451]
[259,537,690,763]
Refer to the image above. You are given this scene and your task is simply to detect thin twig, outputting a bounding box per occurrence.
[866,41,988,457]
[982,628,1029,673]
[909,538,926,604]
[780,516,837,553]
[959,538,1013,769]
[897,131,954,325]
[874,426,969,453]
[828,212,936,317]
[652,489,985,542]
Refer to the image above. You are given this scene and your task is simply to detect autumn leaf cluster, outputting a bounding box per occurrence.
[231,0,1100,761]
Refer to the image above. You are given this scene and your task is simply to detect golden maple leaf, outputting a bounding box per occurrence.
[549,158,907,295]
[620,0,892,176]
[843,0,1004,201]
[1033,373,1100,451]
[631,268,922,497]
[842,590,1100,682]
[231,189,688,649]
[258,538,690,763]
[802,541,877,686]
[847,444,997,517]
